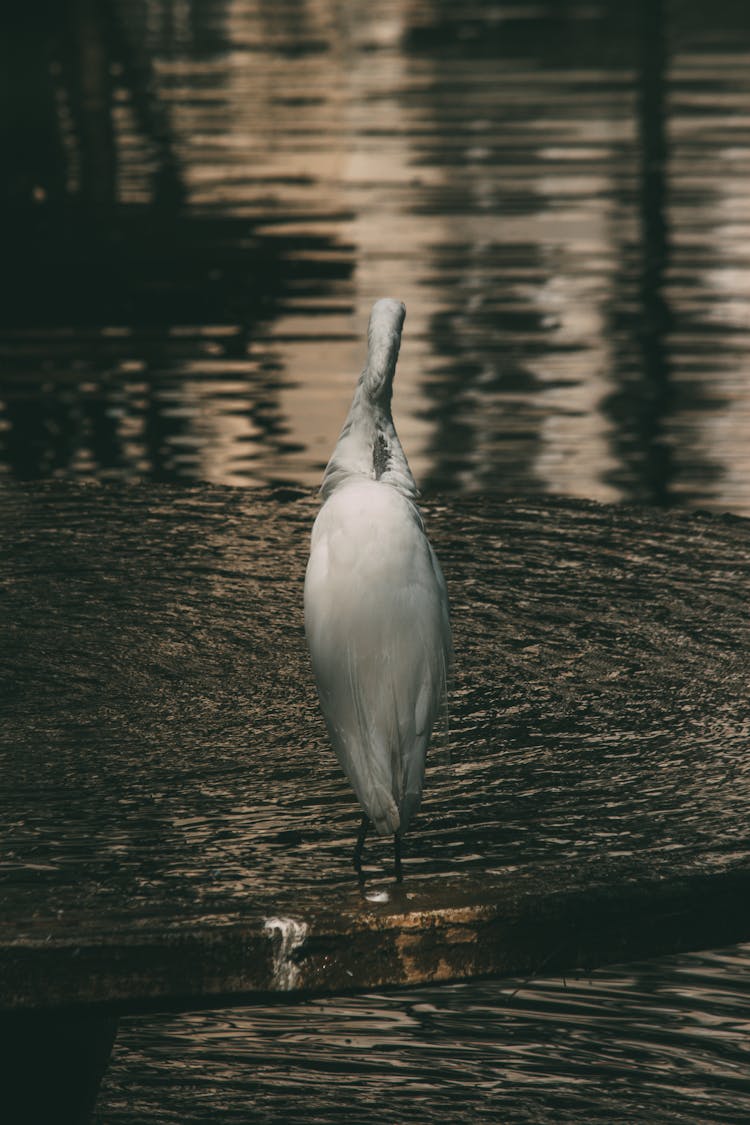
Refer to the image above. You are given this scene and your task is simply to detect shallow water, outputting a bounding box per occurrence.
[2,0,750,511]
[3,486,748,930]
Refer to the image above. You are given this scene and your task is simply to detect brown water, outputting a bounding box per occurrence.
[98,946,750,1124]
[2,0,750,511]
[3,485,749,931]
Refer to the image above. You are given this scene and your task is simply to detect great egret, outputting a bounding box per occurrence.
[304,298,452,879]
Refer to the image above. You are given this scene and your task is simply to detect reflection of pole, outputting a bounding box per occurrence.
[104,0,185,213]
[637,0,672,505]
[70,0,117,211]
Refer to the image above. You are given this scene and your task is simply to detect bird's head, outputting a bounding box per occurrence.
[361,298,406,405]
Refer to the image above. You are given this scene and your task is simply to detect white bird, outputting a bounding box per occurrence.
[304,298,452,879]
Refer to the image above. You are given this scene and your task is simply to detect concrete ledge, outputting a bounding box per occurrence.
[3,867,749,1015]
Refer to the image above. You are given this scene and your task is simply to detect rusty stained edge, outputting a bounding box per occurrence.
[2,868,750,1015]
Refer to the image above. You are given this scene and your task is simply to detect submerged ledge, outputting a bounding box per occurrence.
[2,484,750,1017]
[3,865,750,1013]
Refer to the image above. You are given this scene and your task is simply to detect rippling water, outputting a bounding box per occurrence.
[2,0,750,511]
[4,487,748,926]
[98,945,750,1123]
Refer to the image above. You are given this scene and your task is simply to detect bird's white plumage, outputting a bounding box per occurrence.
[304,299,452,839]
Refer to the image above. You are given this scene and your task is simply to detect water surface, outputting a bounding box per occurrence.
[3,485,748,931]
[2,0,750,512]
[98,945,750,1123]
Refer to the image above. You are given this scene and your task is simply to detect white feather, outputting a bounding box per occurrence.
[304,299,452,838]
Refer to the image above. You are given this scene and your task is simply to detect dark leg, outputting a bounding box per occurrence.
[353,814,369,878]
[394,832,403,882]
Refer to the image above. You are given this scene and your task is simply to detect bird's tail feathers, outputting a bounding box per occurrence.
[365,788,400,837]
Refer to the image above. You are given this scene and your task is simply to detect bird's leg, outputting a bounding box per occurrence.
[353,814,369,879]
[394,832,403,883]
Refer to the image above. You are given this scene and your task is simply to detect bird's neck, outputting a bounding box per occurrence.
[320,379,418,503]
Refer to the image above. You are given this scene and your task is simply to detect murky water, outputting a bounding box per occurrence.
[3,485,749,928]
[2,0,750,511]
[98,946,750,1124]
[3,1,750,1120]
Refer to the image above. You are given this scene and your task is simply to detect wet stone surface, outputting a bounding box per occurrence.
[1,482,749,1008]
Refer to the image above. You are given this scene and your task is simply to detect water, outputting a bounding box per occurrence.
[3,0,750,1120]
[3,486,749,930]
[98,947,750,1123]
[3,484,749,1118]
[2,0,750,510]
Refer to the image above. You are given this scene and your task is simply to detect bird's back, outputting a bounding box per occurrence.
[304,478,450,836]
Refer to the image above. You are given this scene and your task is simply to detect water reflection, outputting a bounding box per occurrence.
[608,0,673,506]
[2,1,750,511]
